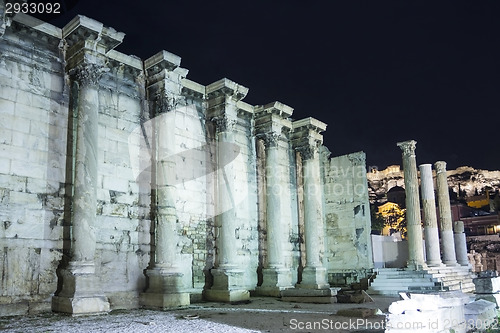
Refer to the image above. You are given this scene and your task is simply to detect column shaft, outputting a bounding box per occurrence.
[71,83,98,263]
[205,111,250,302]
[52,63,110,315]
[419,164,442,266]
[302,156,322,268]
[435,161,458,266]
[397,140,426,270]
[296,146,328,289]
[266,145,284,267]
[254,105,295,296]
[215,129,238,268]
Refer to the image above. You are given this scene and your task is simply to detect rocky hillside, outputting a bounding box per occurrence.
[367,165,500,204]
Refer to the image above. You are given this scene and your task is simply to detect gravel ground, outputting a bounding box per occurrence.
[0,296,399,333]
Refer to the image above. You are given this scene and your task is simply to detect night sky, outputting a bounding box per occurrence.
[41,1,500,171]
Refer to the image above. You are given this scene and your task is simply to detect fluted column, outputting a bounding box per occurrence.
[254,103,294,296]
[291,118,329,290]
[419,164,442,267]
[453,221,469,266]
[435,161,458,266]
[397,140,426,270]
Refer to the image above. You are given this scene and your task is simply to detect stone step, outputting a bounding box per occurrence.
[368,285,447,295]
[369,267,476,295]
[371,277,439,284]
[372,280,439,287]
[425,267,476,294]
[375,271,434,277]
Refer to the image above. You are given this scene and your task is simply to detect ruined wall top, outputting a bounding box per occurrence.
[5,12,330,131]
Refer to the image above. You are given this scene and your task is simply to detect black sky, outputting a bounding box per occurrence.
[43,1,500,170]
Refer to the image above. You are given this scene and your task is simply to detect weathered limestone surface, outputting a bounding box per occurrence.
[0,11,374,314]
[0,13,67,315]
[322,150,374,285]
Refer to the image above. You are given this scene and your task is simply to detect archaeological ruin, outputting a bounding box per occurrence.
[0,12,374,315]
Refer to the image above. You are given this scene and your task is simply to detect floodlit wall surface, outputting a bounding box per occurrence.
[0,12,374,315]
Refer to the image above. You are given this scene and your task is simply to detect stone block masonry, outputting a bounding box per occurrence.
[0,10,373,315]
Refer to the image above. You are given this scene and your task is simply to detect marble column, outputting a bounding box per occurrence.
[291,118,329,291]
[255,104,294,296]
[205,98,250,302]
[435,161,458,266]
[397,140,426,270]
[140,51,190,309]
[52,16,124,315]
[453,221,469,266]
[419,164,442,267]
[52,62,110,314]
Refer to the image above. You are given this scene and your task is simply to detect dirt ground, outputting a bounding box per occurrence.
[0,296,399,333]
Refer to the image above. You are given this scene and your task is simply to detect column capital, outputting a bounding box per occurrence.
[211,115,237,133]
[258,132,282,148]
[397,140,417,157]
[69,62,107,85]
[435,161,447,173]
[296,145,318,161]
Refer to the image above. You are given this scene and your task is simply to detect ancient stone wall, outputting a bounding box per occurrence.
[0,14,68,314]
[0,12,374,315]
[321,149,373,285]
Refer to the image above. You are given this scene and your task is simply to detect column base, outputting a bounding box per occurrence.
[297,266,330,290]
[141,267,190,308]
[281,267,332,302]
[52,295,110,315]
[140,293,190,309]
[444,261,460,267]
[426,261,444,267]
[52,262,110,315]
[406,260,428,271]
[255,267,294,297]
[205,268,250,302]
